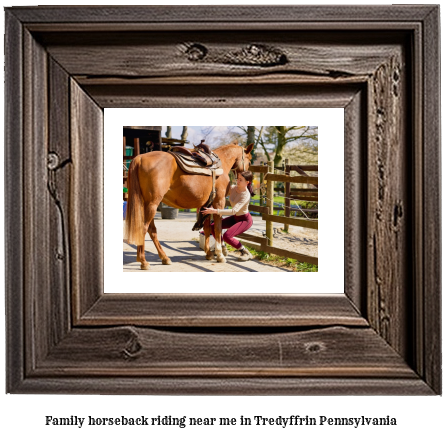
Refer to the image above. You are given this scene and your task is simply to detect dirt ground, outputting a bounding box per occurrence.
[123,212,318,272]
[247,222,318,259]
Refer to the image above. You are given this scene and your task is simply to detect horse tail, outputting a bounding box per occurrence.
[124,156,146,246]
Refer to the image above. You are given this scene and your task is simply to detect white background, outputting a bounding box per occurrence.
[1,1,442,437]
[106,108,343,293]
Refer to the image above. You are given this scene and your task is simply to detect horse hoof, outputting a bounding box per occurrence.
[140,263,150,270]
[162,258,172,265]
[222,246,228,256]
[206,251,215,260]
[217,256,226,263]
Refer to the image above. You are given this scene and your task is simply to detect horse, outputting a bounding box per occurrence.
[124,143,254,270]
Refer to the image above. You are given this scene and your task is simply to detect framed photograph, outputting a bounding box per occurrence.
[110,110,341,292]
[5,5,440,394]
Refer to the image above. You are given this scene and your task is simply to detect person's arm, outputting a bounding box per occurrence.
[202,206,235,216]
[216,207,235,216]
[217,191,250,216]
[201,207,219,215]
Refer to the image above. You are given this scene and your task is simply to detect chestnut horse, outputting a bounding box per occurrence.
[124,143,254,270]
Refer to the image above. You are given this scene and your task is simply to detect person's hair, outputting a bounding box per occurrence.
[240,171,255,197]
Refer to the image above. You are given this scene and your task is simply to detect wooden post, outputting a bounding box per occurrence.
[134,137,140,156]
[156,130,162,151]
[266,161,274,247]
[123,136,127,201]
[284,158,290,232]
[259,161,264,208]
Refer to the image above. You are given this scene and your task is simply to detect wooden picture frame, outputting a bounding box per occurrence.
[5,5,441,394]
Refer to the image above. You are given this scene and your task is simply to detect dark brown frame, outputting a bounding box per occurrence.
[5,6,441,394]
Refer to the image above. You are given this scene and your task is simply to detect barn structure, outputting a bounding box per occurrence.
[123,126,190,200]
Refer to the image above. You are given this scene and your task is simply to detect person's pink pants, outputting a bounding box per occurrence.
[211,213,253,250]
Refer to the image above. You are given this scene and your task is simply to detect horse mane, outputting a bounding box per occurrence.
[214,143,242,151]
[197,140,242,155]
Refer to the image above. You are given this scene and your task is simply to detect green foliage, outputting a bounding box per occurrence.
[294,261,318,272]
[225,244,318,272]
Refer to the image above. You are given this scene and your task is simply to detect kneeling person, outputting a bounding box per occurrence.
[202,171,254,261]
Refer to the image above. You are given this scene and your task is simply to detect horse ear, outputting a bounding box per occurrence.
[245,143,254,154]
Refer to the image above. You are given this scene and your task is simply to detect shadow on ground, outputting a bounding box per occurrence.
[123,240,290,272]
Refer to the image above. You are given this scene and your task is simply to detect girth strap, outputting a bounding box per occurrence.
[212,168,216,198]
[191,169,218,231]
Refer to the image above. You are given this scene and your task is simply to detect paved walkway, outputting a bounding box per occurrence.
[123,212,292,272]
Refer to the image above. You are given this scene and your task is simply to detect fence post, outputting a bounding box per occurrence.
[284,158,290,232]
[266,161,274,247]
[259,161,264,208]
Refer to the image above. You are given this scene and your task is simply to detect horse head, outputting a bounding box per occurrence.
[232,143,254,173]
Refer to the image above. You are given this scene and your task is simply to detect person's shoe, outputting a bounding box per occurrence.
[236,247,252,261]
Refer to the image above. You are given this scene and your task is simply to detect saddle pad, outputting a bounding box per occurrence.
[168,151,224,177]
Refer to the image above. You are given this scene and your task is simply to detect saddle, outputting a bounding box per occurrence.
[167,144,223,177]
[166,141,223,231]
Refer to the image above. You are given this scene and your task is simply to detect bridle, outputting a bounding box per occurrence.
[232,147,246,175]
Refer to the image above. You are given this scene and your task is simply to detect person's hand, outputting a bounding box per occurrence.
[201,207,218,215]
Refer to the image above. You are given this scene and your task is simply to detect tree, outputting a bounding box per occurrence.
[247,126,257,162]
[262,126,318,168]
[285,135,318,165]
[236,126,267,162]
[187,126,317,167]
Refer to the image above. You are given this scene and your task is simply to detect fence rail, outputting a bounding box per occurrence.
[249,204,268,214]
[242,160,318,265]
[237,233,318,265]
[266,174,318,185]
[249,165,267,173]
[261,213,318,230]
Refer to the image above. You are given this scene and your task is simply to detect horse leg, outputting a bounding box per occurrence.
[136,222,150,270]
[203,218,214,260]
[136,202,170,270]
[210,218,227,256]
[221,233,228,256]
[213,215,226,263]
[148,217,171,265]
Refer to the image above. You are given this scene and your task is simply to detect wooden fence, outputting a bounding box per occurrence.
[237,161,318,265]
